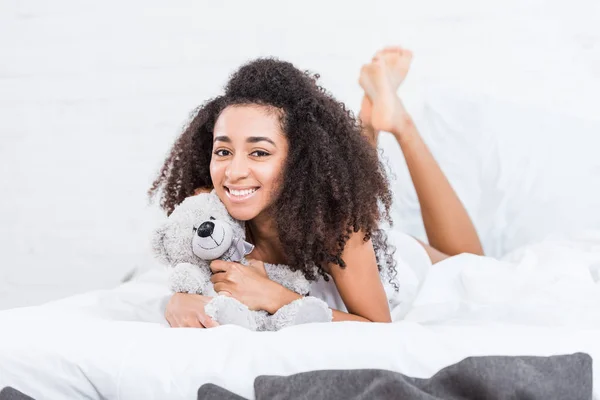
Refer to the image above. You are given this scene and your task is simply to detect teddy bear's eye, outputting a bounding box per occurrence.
[209,216,215,221]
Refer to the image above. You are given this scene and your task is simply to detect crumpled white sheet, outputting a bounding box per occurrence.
[1,232,600,400]
[403,230,600,327]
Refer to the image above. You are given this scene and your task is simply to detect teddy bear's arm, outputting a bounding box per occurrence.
[266,296,333,331]
[169,262,213,295]
[263,263,311,295]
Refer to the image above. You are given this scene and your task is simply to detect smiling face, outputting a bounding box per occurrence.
[210,104,289,221]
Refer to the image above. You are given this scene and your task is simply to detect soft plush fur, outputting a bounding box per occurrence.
[152,191,332,331]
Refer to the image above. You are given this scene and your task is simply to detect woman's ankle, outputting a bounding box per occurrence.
[358,119,377,145]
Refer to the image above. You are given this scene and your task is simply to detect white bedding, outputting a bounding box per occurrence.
[382,86,600,259]
[2,230,600,399]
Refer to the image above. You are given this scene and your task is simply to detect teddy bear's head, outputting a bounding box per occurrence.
[152,191,251,266]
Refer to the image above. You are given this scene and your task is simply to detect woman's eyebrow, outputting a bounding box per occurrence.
[213,135,276,146]
[213,135,231,143]
[246,136,276,146]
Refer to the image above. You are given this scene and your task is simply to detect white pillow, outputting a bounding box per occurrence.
[381,86,600,258]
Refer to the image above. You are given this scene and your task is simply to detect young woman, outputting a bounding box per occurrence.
[148,46,483,328]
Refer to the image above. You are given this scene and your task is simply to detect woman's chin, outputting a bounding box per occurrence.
[227,208,259,222]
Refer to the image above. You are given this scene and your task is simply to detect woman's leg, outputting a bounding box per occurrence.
[359,47,484,257]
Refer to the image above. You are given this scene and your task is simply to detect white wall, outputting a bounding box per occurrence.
[1,0,599,309]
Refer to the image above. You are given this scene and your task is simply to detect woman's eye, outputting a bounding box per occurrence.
[214,149,231,157]
[251,150,270,157]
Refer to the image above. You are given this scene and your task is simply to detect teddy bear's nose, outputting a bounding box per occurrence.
[197,221,215,238]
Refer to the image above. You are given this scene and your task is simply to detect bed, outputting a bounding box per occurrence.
[2,87,600,399]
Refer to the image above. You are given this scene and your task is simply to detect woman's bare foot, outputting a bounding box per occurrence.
[373,46,413,89]
[358,47,413,142]
[359,60,406,135]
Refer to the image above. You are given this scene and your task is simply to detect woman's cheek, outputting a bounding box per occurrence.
[209,162,223,183]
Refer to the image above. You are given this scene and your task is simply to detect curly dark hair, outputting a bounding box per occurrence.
[148,58,398,288]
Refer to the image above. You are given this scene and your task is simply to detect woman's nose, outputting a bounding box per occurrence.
[225,155,250,180]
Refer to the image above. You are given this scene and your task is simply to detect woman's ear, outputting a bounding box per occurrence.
[151,222,171,265]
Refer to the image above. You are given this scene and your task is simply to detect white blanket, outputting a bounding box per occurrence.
[1,232,600,399]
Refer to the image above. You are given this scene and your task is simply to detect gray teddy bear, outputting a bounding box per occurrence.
[152,190,333,331]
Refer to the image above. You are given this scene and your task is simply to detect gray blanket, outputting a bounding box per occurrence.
[198,353,592,400]
[1,353,592,400]
[0,388,34,400]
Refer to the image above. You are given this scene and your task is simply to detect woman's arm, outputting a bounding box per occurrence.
[164,293,220,328]
[266,231,391,323]
[328,231,391,322]
[391,118,484,256]
[266,286,373,322]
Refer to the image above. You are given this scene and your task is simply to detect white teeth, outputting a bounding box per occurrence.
[229,188,257,197]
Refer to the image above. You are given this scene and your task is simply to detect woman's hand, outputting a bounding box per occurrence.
[164,292,220,328]
[210,259,280,311]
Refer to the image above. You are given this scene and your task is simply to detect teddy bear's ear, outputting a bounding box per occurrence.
[151,222,171,265]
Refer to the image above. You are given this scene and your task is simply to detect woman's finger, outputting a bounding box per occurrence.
[165,313,176,327]
[169,315,185,328]
[210,260,232,273]
[210,272,228,284]
[180,316,204,328]
[198,313,220,328]
[213,282,232,296]
[165,309,184,328]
